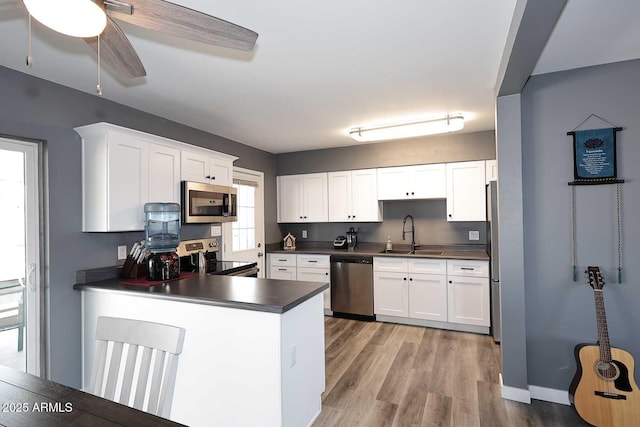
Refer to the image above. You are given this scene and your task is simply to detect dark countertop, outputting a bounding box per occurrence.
[267,242,489,261]
[74,274,329,314]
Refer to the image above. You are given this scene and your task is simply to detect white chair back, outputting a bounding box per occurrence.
[89,316,185,418]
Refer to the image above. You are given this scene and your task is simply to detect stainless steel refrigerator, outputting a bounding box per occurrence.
[486,181,501,342]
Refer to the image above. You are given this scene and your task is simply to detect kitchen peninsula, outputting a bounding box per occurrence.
[74,274,328,427]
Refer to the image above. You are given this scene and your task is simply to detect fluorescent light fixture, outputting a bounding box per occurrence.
[24,0,107,38]
[349,114,465,142]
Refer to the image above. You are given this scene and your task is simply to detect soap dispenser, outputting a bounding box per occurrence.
[386,236,393,252]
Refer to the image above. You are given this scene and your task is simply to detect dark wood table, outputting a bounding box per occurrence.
[0,365,184,426]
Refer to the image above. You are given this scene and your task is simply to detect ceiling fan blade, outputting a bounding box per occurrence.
[106,0,258,51]
[0,0,22,13]
[85,16,146,78]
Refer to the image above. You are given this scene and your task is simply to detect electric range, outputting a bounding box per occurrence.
[177,238,259,277]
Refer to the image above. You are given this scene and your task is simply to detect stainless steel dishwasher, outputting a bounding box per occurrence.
[330,255,374,320]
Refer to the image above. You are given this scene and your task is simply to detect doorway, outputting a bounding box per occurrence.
[222,168,265,277]
[0,136,42,376]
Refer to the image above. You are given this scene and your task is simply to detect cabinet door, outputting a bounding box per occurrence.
[374,271,408,317]
[209,155,232,186]
[148,144,180,203]
[269,266,297,280]
[446,161,486,221]
[377,166,411,200]
[181,151,209,184]
[302,173,328,222]
[351,169,382,221]
[413,164,446,198]
[107,136,148,231]
[277,175,303,223]
[447,275,489,326]
[328,171,352,222]
[296,266,331,311]
[409,274,447,321]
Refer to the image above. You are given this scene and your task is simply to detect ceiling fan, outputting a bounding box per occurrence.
[2,0,258,80]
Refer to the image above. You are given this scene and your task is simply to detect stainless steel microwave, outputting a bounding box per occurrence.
[181,181,237,223]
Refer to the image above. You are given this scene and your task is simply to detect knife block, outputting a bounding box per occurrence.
[120,255,148,279]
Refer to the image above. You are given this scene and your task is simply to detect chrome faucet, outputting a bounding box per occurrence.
[402,214,417,253]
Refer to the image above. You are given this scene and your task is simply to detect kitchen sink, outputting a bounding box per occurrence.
[378,249,444,256]
[412,249,444,256]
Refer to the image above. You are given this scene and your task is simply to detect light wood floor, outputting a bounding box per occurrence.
[313,317,589,427]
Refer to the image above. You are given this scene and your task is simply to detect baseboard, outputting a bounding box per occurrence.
[529,385,570,406]
[499,373,531,404]
[499,374,571,406]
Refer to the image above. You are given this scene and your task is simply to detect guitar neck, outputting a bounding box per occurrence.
[594,289,612,363]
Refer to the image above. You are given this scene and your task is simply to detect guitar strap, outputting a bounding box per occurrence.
[571,183,623,283]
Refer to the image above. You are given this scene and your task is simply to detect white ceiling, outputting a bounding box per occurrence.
[1,1,639,154]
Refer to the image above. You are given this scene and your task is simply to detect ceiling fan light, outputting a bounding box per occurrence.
[24,0,107,38]
[349,114,465,142]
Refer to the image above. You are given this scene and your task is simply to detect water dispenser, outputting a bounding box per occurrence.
[144,202,181,280]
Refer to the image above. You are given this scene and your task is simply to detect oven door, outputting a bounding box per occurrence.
[225,266,259,277]
[181,181,237,223]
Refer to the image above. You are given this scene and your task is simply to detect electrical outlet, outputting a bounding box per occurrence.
[117,245,127,260]
[291,345,297,367]
[210,225,222,236]
[469,230,480,241]
[302,230,308,239]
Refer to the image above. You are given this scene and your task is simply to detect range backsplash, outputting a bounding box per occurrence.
[278,199,486,246]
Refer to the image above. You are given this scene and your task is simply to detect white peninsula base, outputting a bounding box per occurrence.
[80,290,325,427]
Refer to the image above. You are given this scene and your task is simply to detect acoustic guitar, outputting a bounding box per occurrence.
[569,266,640,427]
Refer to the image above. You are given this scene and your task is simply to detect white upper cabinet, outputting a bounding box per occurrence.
[328,169,382,222]
[76,122,236,232]
[377,164,445,200]
[181,150,234,186]
[148,143,180,204]
[445,160,486,221]
[485,159,497,184]
[277,173,328,223]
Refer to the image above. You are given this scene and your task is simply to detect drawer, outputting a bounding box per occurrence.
[408,258,447,275]
[297,254,330,269]
[446,259,488,277]
[269,266,297,280]
[268,253,297,267]
[373,257,408,273]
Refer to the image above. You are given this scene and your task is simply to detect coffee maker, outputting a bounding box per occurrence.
[346,227,357,250]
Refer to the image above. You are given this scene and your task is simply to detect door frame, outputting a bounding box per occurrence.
[0,134,46,376]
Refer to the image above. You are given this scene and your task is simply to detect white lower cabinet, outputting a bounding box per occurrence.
[374,257,488,332]
[446,259,489,326]
[374,258,447,321]
[267,254,331,312]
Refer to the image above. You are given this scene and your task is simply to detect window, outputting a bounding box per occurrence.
[231,181,256,251]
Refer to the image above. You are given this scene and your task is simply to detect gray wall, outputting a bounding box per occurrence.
[275,130,495,245]
[519,59,640,390]
[0,65,278,387]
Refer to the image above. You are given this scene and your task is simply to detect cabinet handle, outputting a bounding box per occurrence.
[406,192,409,196]
[308,260,318,263]
[448,214,452,217]
[278,259,287,262]
[211,176,216,180]
[411,192,414,195]
[304,216,307,219]
[278,268,287,271]
[206,175,211,179]
[403,277,407,281]
[409,277,413,281]
[325,272,329,275]
[460,267,475,271]
[352,215,355,219]
[449,280,452,283]
[299,216,303,219]
[348,215,351,218]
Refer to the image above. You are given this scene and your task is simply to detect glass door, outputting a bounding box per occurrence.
[0,137,42,375]
[222,168,265,277]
